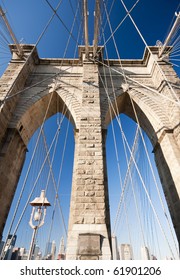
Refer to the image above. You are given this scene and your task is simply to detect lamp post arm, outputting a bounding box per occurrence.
[38,208,47,228]
[29,207,36,229]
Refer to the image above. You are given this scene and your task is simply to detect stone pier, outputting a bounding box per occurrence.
[66,60,112,259]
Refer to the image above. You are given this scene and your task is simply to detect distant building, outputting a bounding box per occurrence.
[141,246,150,260]
[3,235,17,260]
[19,247,28,260]
[11,247,20,260]
[51,240,56,260]
[35,252,42,260]
[34,245,41,260]
[0,241,5,257]
[120,244,133,260]
[45,254,52,261]
[44,240,56,260]
[57,237,65,260]
[111,235,120,260]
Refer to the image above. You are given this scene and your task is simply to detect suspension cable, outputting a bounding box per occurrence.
[120,0,180,106]
[101,0,127,84]
[97,0,140,56]
[0,0,63,105]
[41,128,68,236]
[44,0,80,45]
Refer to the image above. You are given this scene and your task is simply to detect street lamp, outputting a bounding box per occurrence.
[28,190,51,260]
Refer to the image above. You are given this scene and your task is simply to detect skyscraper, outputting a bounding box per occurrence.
[51,240,56,260]
[57,237,65,260]
[34,245,41,260]
[44,240,56,260]
[3,235,17,260]
[120,244,133,260]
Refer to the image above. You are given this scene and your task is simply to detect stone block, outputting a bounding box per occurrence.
[85,179,95,185]
[85,191,95,197]
[74,203,84,210]
[78,160,86,165]
[76,186,85,191]
[85,203,95,210]
[76,179,85,185]
[78,234,101,257]
[95,217,105,224]
[96,191,105,197]
[94,185,104,191]
[86,151,95,156]
[77,191,85,197]
[86,160,95,165]
[95,203,105,210]
[85,185,95,191]
[96,197,105,203]
[86,170,94,175]
[84,217,95,224]
[74,217,84,224]
[77,169,86,174]
[86,144,95,148]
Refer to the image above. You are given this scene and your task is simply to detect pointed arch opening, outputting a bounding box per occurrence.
[2,111,75,259]
[105,90,180,259]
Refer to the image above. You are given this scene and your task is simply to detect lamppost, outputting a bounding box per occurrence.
[28,190,51,260]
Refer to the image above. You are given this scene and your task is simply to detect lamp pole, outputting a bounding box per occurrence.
[28,190,51,260]
[28,225,38,261]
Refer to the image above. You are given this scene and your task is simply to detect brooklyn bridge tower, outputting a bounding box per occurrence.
[0,1,179,259]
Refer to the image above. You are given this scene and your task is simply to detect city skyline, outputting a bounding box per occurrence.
[1,234,171,260]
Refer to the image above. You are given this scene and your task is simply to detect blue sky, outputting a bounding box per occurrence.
[0,0,179,259]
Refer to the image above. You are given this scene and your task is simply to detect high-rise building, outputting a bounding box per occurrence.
[0,241,5,256]
[3,235,17,260]
[111,235,120,260]
[120,244,133,260]
[51,240,56,260]
[141,246,150,260]
[19,247,28,260]
[44,240,56,260]
[34,245,41,260]
[57,237,65,260]
[11,247,20,260]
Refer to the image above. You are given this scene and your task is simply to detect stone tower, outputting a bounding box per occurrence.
[0,44,179,259]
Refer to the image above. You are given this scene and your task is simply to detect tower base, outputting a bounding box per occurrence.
[66,224,112,260]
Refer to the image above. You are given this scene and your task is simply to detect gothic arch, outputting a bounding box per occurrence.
[0,81,81,240]
[9,87,81,146]
[105,88,180,245]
